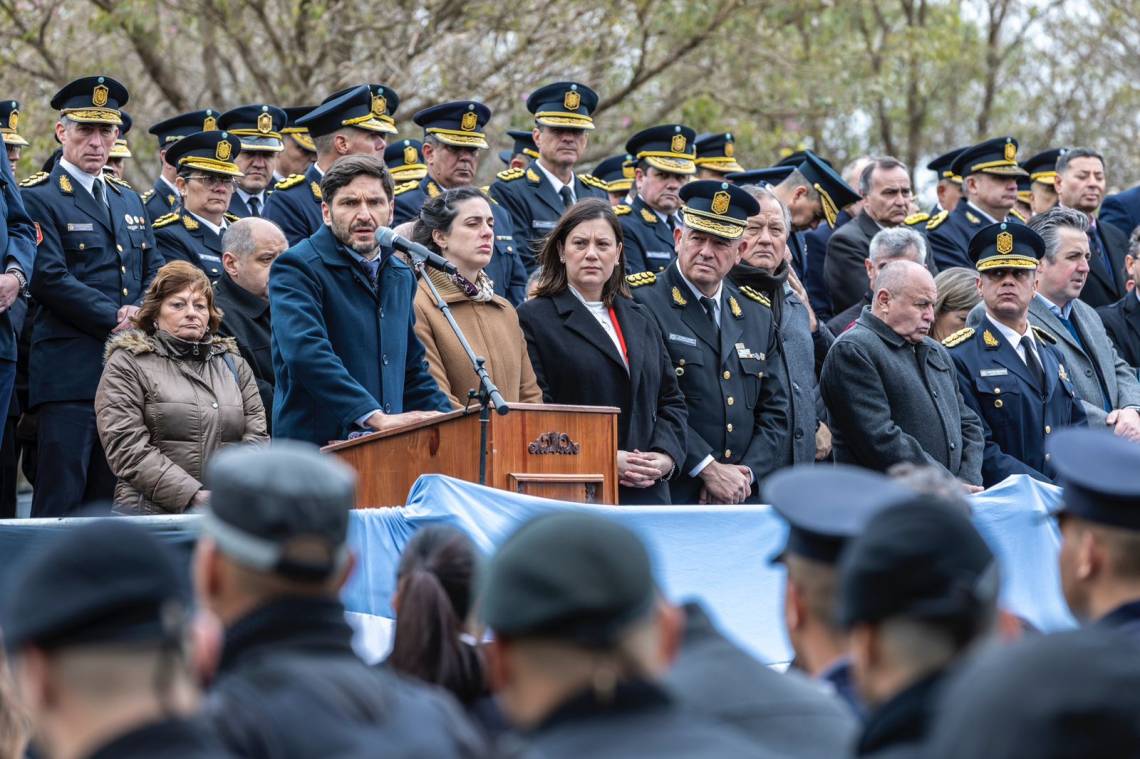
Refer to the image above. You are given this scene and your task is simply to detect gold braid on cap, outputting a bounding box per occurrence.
[814,184,839,227]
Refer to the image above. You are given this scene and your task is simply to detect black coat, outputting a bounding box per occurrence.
[215,272,274,426]
[855,673,944,759]
[1080,220,1130,309]
[1097,292,1140,369]
[85,718,232,759]
[517,290,687,505]
[825,210,940,314]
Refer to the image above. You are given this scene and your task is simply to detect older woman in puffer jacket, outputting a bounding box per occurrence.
[96,261,267,514]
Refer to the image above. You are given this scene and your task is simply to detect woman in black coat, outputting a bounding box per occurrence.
[517,199,687,504]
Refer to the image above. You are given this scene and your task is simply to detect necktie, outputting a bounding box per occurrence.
[91,179,114,231]
[700,296,718,326]
[363,258,380,288]
[559,185,575,210]
[1087,226,1113,279]
[1022,340,1045,389]
[248,196,261,217]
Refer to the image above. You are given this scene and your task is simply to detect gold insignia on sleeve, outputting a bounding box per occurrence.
[672,286,688,307]
[310,181,322,199]
[996,231,1014,255]
[711,191,731,216]
[563,90,581,111]
[59,174,73,194]
[728,295,742,318]
[941,327,975,348]
[92,85,109,107]
[983,329,1000,347]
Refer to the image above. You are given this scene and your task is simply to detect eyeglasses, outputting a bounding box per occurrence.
[187,174,237,188]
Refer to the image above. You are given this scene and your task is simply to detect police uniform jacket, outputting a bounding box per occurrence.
[22,164,160,406]
[153,209,230,283]
[0,150,36,363]
[819,308,984,484]
[489,163,607,271]
[945,316,1086,487]
[204,597,485,759]
[269,224,449,445]
[1099,185,1140,238]
[215,272,274,424]
[1098,599,1140,643]
[854,673,944,759]
[227,190,271,220]
[262,163,323,247]
[517,289,687,505]
[631,264,788,503]
[801,208,850,321]
[141,177,179,222]
[924,201,992,272]
[617,195,677,274]
[392,176,528,305]
[1096,291,1140,369]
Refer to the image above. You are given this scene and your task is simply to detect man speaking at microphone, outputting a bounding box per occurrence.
[270,154,450,445]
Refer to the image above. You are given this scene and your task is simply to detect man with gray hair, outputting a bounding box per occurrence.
[1053,147,1128,308]
[215,217,288,423]
[827,226,929,334]
[825,156,937,315]
[1027,206,1140,440]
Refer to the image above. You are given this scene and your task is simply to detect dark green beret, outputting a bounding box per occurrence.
[480,512,656,647]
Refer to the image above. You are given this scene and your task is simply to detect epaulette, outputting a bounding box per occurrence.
[904,211,930,226]
[18,172,48,188]
[274,173,305,190]
[496,167,525,182]
[926,210,949,231]
[152,212,179,229]
[614,204,632,216]
[941,327,974,348]
[1010,208,1027,222]
[525,168,541,183]
[105,174,132,190]
[141,189,155,202]
[640,208,657,223]
[224,212,239,223]
[393,179,419,196]
[579,173,608,190]
[739,285,771,307]
[626,271,656,287]
[1031,325,1057,345]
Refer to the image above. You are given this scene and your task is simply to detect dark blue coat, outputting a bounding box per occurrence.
[946,315,1087,487]
[0,150,36,363]
[141,177,179,222]
[1099,186,1140,238]
[391,176,527,305]
[618,196,677,274]
[1098,599,1140,643]
[269,225,449,445]
[153,209,231,283]
[22,165,160,405]
[262,164,323,247]
[802,208,851,320]
[924,201,987,271]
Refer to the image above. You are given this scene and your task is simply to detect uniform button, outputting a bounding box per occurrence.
[120,266,126,274]
[122,288,129,296]
[116,244,123,252]
[950,442,956,450]
[795,430,804,440]
[995,399,1004,408]
[724,449,732,459]
[211,402,218,409]
[379,308,385,318]
[211,268,219,273]
[726,396,734,406]
[1045,425,1052,434]
[1045,453,1052,463]
[384,403,392,413]
[675,367,684,377]
[722,371,731,380]
[382,354,389,365]
[79,243,85,250]
[507,246,513,252]
[678,358,686,366]
[1085,369,1094,377]
[994,387,1001,395]
[726,423,733,433]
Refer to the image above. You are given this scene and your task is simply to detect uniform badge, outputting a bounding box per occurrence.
[996,231,1014,255]
[966,211,980,224]
[59,174,73,194]
[671,134,687,153]
[92,84,109,107]
[182,214,199,230]
[1059,364,1069,382]
[983,329,1000,347]
[711,191,731,216]
[33,222,42,246]
[640,208,657,223]
[372,94,387,118]
[257,112,273,133]
[216,139,232,161]
[728,295,742,318]
[671,286,688,307]
[203,113,217,131]
[426,181,440,198]
[310,181,322,199]
[7,110,16,131]
[403,144,418,165]
[460,110,478,132]
[724,141,734,158]
[563,90,581,111]
[1004,140,1017,162]
[622,163,635,179]
[167,194,176,206]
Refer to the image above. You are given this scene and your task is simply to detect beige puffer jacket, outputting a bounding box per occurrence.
[95,329,268,514]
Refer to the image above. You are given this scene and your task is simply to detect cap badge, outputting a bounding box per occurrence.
[711,190,731,216]
[215,139,233,161]
[563,90,581,111]
[1004,141,1017,162]
[403,144,418,164]
[257,112,273,133]
[996,230,1014,255]
[724,141,734,157]
[671,134,687,153]
[92,84,109,108]
[372,95,387,118]
[203,114,218,131]
[460,110,478,132]
[7,110,16,131]
[622,163,635,179]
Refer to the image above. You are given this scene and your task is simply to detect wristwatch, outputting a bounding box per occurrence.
[5,267,27,297]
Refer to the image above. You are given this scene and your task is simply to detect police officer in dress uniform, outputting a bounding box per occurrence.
[21,75,160,517]
[772,151,861,283]
[498,127,539,169]
[1,520,232,759]
[764,465,915,719]
[631,180,787,504]
[391,100,527,304]
[618,124,696,274]
[263,84,397,247]
[142,109,220,220]
[384,138,427,183]
[725,166,795,187]
[276,105,317,183]
[922,147,965,216]
[693,132,745,180]
[103,110,132,179]
[1020,147,1066,217]
[589,153,635,206]
[924,137,1027,271]
[944,222,1086,487]
[1050,427,1140,642]
[0,99,29,163]
[489,81,608,270]
[219,104,288,219]
[152,131,243,283]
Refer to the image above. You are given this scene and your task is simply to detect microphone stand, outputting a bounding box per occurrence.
[412,256,509,486]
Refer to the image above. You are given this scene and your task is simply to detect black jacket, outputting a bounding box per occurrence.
[1097,291,1140,369]
[517,290,687,504]
[215,272,274,424]
[84,717,230,759]
[1081,220,1130,309]
[204,597,484,759]
[856,673,944,759]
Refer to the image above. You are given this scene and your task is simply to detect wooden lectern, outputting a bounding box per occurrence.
[322,403,619,508]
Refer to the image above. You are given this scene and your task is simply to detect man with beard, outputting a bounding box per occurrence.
[269,155,448,445]
[618,124,696,274]
[219,104,288,219]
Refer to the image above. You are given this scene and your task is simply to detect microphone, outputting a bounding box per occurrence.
[375,227,458,275]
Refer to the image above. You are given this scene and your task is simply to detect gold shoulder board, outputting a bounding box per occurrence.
[926,210,949,231]
[224,212,239,223]
[905,212,930,226]
[625,271,657,287]
[941,327,975,348]
[18,172,48,188]
[393,180,419,196]
[579,173,607,190]
[614,204,632,216]
[740,286,771,307]
[274,173,305,190]
[152,212,179,229]
[496,167,524,182]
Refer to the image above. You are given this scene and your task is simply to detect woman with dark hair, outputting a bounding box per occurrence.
[387,525,486,707]
[411,187,542,408]
[517,198,687,504]
[95,261,267,514]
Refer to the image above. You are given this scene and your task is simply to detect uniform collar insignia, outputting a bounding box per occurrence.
[59,174,73,194]
[525,168,541,184]
[167,194,176,206]
[671,286,687,307]
[728,295,742,318]
[182,213,199,231]
[983,329,1000,348]
[426,180,441,198]
[966,211,981,224]
[640,207,657,223]
[310,181,322,200]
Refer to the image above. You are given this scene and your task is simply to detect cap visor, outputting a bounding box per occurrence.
[645,156,697,175]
